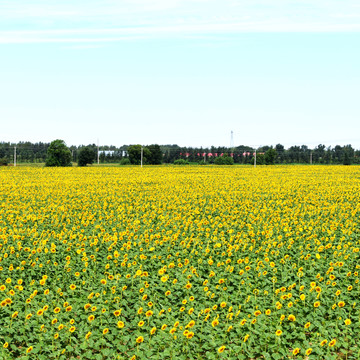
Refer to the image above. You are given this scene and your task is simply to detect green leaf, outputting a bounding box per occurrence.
[272,353,282,360]
[101,348,111,356]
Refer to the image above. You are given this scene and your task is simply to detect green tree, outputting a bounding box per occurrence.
[45,140,72,167]
[147,144,163,165]
[119,158,131,165]
[214,156,234,165]
[128,145,150,165]
[275,144,285,163]
[78,146,96,167]
[264,148,277,165]
[255,153,265,165]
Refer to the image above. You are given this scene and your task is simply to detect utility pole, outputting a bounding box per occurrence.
[310,152,312,165]
[230,131,234,151]
[141,147,143,168]
[254,149,256,168]
[14,146,17,167]
[97,139,99,165]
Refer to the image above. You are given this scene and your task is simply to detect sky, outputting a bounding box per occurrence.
[1,0,360,149]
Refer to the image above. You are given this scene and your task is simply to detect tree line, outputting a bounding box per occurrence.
[0,141,359,166]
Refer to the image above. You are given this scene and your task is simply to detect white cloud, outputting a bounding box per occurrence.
[1,0,360,43]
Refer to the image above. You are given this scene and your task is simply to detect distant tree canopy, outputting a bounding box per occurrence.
[128,145,150,165]
[265,148,277,165]
[45,140,72,167]
[146,144,163,165]
[78,146,96,167]
[254,153,265,165]
[1,141,360,165]
[127,144,163,165]
[214,156,234,165]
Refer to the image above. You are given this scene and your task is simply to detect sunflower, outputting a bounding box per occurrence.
[186,320,195,329]
[288,314,296,322]
[136,336,144,344]
[11,311,18,318]
[113,309,121,317]
[329,339,336,347]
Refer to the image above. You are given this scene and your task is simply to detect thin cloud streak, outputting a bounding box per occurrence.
[1,22,360,44]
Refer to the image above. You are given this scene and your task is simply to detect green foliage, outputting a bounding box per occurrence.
[265,148,277,165]
[343,152,351,165]
[147,144,163,165]
[173,159,190,165]
[214,156,234,165]
[343,145,353,165]
[45,140,72,167]
[119,158,131,165]
[252,153,265,165]
[1,140,359,165]
[0,157,8,166]
[78,147,96,167]
[128,145,151,165]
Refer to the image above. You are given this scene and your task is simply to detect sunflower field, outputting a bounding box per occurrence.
[0,166,360,360]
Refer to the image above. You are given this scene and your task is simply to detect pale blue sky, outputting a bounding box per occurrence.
[1,1,360,148]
